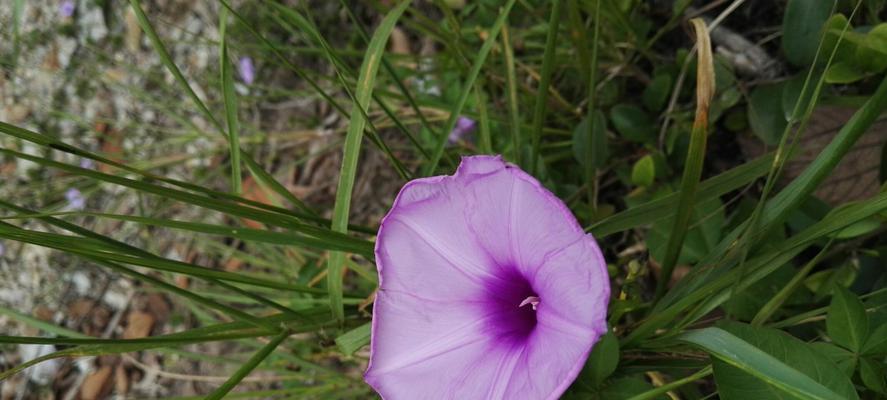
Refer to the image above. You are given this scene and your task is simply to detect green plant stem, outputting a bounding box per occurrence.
[530,0,562,174]
[205,329,291,400]
[626,366,713,400]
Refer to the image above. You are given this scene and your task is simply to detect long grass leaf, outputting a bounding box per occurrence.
[424,0,518,175]
[654,19,714,300]
[680,328,846,400]
[528,0,561,171]
[624,190,887,346]
[327,0,412,324]
[219,7,242,194]
[588,153,772,237]
[206,329,291,400]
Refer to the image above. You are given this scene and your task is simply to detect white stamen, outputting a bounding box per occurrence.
[519,296,540,311]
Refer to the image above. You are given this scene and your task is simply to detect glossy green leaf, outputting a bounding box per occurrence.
[827,286,869,352]
[862,323,887,355]
[854,23,887,72]
[825,61,865,83]
[808,342,857,376]
[748,83,787,145]
[631,155,656,187]
[643,74,673,112]
[573,110,609,170]
[820,14,854,63]
[586,331,619,387]
[610,104,655,143]
[782,0,833,66]
[860,357,887,393]
[681,324,857,400]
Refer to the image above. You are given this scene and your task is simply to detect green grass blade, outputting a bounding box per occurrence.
[589,153,773,237]
[679,328,846,400]
[750,239,834,326]
[0,210,371,256]
[0,306,90,339]
[584,0,603,215]
[475,87,493,153]
[273,2,412,179]
[128,0,223,131]
[90,257,277,330]
[0,148,372,250]
[219,7,242,194]
[130,0,322,225]
[530,0,561,173]
[502,24,522,165]
[657,72,887,313]
[0,121,329,226]
[336,322,372,355]
[0,222,325,293]
[654,19,714,300]
[424,0,518,175]
[336,0,440,161]
[625,366,712,400]
[206,329,290,400]
[327,0,412,324]
[625,190,887,347]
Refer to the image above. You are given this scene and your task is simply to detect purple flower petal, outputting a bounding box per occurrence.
[367,155,610,399]
[65,188,85,211]
[238,57,255,85]
[79,158,95,169]
[448,116,477,144]
[59,0,75,18]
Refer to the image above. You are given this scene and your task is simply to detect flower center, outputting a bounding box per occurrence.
[518,296,540,311]
[482,268,540,345]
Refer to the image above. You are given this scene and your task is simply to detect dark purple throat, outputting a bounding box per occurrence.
[483,267,540,345]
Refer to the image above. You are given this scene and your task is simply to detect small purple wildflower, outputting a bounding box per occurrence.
[238,57,255,85]
[366,155,610,399]
[79,158,95,170]
[0,241,5,257]
[447,116,477,145]
[59,0,75,18]
[65,188,85,211]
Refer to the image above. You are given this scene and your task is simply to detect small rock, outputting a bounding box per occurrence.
[18,344,60,385]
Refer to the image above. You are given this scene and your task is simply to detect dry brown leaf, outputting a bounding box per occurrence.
[68,299,95,320]
[114,364,129,395]
[145,293,171,323]
[97,122,123,173]
[175,275,190,289]
[740,106,887,205]
[122,311,154,339]
[224,257,244,272]
[389,27,411,55]
[80,365,113,400]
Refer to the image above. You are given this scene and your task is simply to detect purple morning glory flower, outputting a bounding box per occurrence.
[59,0,75,18]
[238,57,255,85]
[65,188,85,210]
[366,155,610,399]
[448,116,477,145]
